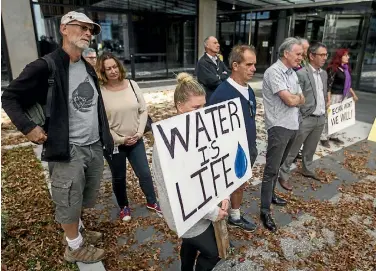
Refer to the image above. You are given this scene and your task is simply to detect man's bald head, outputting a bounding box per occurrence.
[204,36,220,56]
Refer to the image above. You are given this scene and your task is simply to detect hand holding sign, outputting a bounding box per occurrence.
[221,199,230,211]
[152,98,251,237]
[216,209,228,221]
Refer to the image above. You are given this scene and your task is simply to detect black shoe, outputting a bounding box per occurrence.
[272,195,287,206]
[228,215,257,232]
[329,137,344,145]
[320,140,330,148]
[260,213,277,232]
[296,150,302,160]
[301,172,321,181]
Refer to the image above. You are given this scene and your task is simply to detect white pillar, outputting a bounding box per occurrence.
[2,0,38,79]
[198,0,217,59]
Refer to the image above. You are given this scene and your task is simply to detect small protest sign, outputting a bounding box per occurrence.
[152,98,252,237]
[328,97,355,135]
[368,118,376,142]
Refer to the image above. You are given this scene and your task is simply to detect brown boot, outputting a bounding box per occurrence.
[64,241,105,264]
[278,177,293,191]
[63,230,102,246]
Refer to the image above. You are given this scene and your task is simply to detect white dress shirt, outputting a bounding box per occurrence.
[206,53,218,65]
[309,64,326,116]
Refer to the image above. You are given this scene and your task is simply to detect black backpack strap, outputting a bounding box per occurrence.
[41,55,56,119]
[128,79,139,103]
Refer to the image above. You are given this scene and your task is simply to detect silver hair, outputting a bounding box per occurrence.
[203,36,215,48]
[82,48,96,57]
[278,37,302,58]
[296,37,309,45]
[307,42,327,57]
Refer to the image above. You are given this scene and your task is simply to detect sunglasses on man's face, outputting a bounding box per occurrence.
[67,23,94,34]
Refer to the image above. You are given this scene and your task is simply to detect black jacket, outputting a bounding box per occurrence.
[327,68,347,95]
[195,54,230,101]
[2,48,114,161]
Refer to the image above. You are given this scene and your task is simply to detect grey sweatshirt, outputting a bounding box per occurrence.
[152,144,229,239]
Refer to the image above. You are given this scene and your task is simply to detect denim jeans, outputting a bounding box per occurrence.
[104,138,157,208]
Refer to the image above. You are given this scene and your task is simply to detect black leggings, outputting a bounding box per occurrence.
[180,224,220,271]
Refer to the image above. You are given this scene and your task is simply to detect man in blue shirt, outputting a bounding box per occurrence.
[208,45,258,232]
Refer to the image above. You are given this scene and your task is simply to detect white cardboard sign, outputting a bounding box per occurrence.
[327,97,356,135]
[152,98,252,237]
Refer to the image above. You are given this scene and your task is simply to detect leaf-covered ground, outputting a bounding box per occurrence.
[1,90,375,271]
[1,146,79,271]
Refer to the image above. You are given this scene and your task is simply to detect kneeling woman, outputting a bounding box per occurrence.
[152,73,229,271]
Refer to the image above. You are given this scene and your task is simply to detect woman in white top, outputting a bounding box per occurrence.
[152,73,229,271]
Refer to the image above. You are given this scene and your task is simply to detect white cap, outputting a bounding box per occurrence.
[61,11,101,35]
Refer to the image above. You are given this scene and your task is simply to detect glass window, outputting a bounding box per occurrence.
[323,14,365,85]
[360,16,376,92]
[131,14,196,79]
[31,1,197,80]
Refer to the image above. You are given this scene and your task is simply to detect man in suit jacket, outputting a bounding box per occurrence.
[195,36,230,103]
[279,42,329,187]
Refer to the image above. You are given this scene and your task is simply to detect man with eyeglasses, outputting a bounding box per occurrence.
[2,11,113,263]
[279,42,329,186]
[83,48,97,67]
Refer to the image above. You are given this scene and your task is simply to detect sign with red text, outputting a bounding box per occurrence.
[328,97,355,135]
[152,98,252,237]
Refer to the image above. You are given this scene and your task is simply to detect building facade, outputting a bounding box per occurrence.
[216,0,376,92]
[2,0,376,92]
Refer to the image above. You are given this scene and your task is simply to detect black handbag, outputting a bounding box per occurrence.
[128,79,153,134]
[25,55,56,128]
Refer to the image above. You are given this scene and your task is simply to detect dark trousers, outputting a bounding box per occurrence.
[180,224,220,271]
[261,126,297,214]
[104,139,157,208]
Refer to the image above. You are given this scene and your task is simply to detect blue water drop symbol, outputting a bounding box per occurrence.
[234,143,248,179]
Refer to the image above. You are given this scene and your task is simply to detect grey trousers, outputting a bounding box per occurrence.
[49,141,104,224]
[280,115,325,181]
[321,94,343,140]
[261,126,297,214]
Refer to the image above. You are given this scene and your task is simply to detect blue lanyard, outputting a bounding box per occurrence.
[248,88,256,117]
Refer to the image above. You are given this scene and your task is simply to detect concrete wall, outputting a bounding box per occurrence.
[198,0,217,58]
[2,0,38,79]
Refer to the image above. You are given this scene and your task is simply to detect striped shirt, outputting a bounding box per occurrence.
[262,59,302,131]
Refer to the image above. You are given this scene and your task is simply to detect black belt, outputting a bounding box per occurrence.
[309,114,324,118]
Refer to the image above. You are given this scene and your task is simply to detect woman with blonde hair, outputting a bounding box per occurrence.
[96,53,161,222]
[152,73,229,271]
